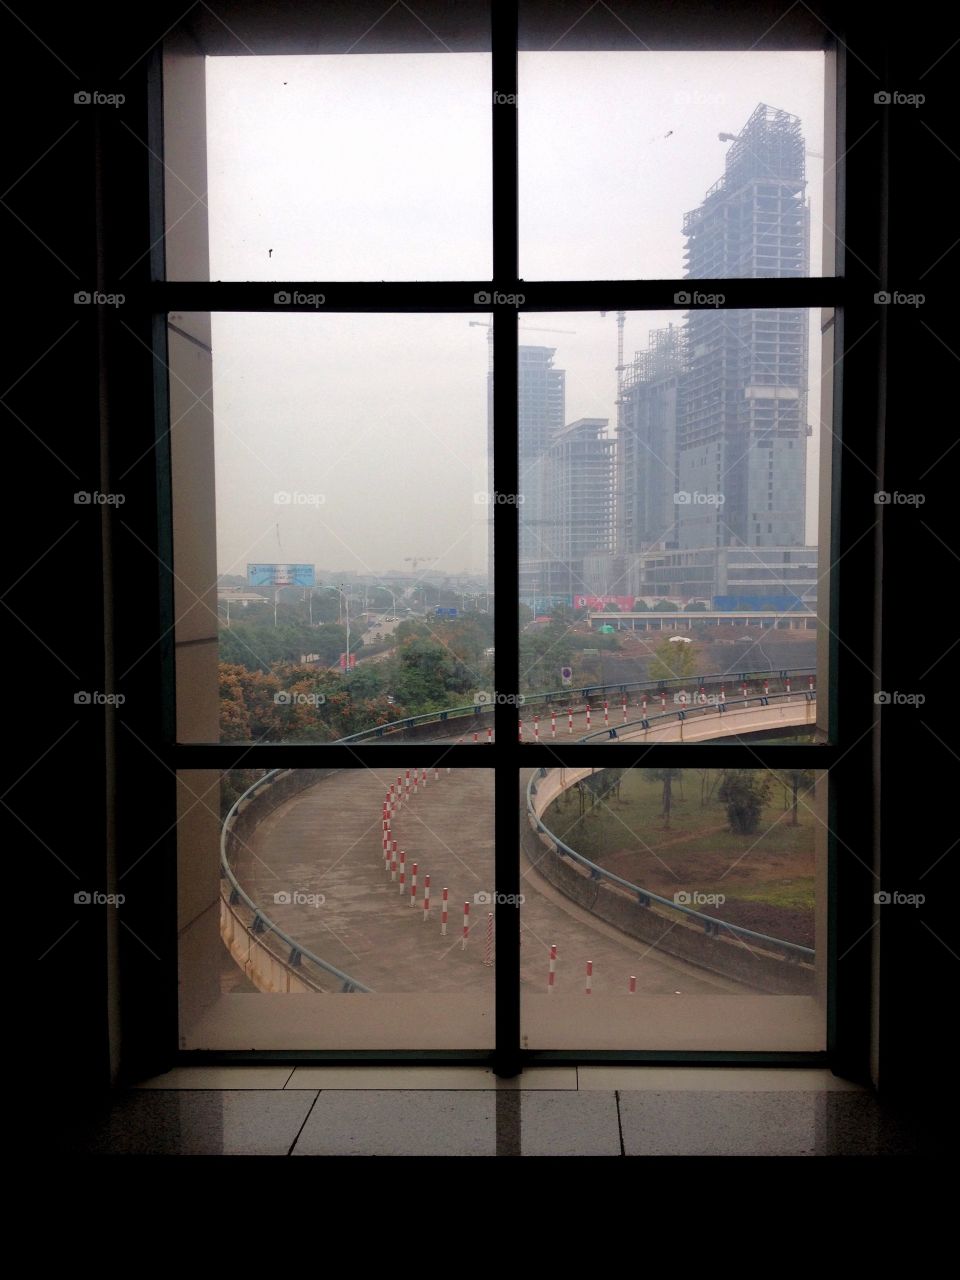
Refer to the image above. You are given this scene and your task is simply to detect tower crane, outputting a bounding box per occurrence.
[600,310,627,403]
[468,320,577,373]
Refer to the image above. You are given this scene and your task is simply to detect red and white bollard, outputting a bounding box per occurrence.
[551,711,557,738]
[534,715,540,742]
[679,691,687,709]
[629,975,637,995]
[785,677,792,695]
[434,767,440,782]
[741,682,747,699]
[585,960,593,995]
[604,701,609,727]
[548,943,557,993]
[483,912,494,966]
[809,676,814,692]
[410,862,418,906]
[764,679,769,697]
[585,704,591,729]
[398,848,405,892]
[642,696,648,716]
[390,843,397,881]
[413,770,418,795]
[461,901,470,950]
[422,873,431,921]
[487,726,493,744]
[405,768,411,796]
[622,699,628,722]
[518,719,523,742]
[441,887,449,937]
[568,709,573,735]
[720,686,726,703]
[661,692,667,710]
[473,731,478,744]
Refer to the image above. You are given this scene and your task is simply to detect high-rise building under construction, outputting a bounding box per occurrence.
[677,102,811,550]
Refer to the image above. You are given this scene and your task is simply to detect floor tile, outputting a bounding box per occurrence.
[618,1090,917,1156]
[132,1066,295,1090]
[519,1091,621,1156]
[286,1065,576,1090]
[62,1089,317,1155]
[578,1067,865,1092]
[292,1090,496,1155]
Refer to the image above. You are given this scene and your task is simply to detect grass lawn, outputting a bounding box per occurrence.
[544,769,817,946]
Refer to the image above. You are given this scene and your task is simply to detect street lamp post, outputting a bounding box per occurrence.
[321,584,350,674]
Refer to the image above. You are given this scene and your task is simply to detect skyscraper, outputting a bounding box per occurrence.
[519,345,565,591]
[677,102,811,550]
[540,417,614,598]
[618,324,684,554]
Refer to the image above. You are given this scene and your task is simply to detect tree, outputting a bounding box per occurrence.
[718,771,772,834]
[654,598,679,611]
[647,638,699,682]
[602,601,621,612]
[684,601,707,611]
[780,769,815,826]
[518,602,534,626]
[632,599,650,612]
[582,767,626,805]
[647,768,682,828]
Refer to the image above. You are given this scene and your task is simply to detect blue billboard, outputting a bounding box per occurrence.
[713,594,807,612]
[247,563,316,587]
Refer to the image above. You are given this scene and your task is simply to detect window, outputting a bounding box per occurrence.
[106,0,879,1075]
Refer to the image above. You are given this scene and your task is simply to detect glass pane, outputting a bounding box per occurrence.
[198,53,492,282]
[521,767,826,1051]
[180,767,495,1049]
[519,52,827,279]
[518,310,831,745]
[167,312,494,744]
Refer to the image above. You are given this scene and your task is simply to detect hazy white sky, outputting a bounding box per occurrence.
[206,50,826,575]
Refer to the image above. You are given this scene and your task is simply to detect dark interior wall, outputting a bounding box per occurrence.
[8,2,954,1106]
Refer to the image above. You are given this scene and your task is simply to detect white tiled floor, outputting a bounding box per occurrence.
[134,1065,862,1092]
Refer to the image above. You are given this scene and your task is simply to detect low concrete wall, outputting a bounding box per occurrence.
[221,770,342,993]
[220,895,319,993]
[526,769,815,996]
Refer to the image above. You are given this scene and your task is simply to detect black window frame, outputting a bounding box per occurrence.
[99,2,888,1082]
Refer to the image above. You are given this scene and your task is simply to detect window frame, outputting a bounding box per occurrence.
[108,3,880,1081]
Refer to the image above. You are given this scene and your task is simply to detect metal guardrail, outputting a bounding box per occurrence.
[518,667,815,709]
[526,768,814,964]
[335,702,494,744]
[220,768,373,993]
[575,690,817,742]
[331,671,812,742]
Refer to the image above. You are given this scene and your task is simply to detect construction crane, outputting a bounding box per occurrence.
[600,310,627,403]
[468,320,577,373]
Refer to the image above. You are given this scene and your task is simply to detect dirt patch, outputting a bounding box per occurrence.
[599,846,814,948]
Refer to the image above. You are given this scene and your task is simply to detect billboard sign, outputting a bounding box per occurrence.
[247,563,316,587]
[573,594,635,611]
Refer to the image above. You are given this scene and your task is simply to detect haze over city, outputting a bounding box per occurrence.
[205,50,825,577]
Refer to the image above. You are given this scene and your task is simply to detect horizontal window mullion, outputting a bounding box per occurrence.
[144,278,842,312]
[166,743,505,771]
[518,745,835,769]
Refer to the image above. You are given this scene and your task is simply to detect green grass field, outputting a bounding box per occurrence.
[543,769,817,943]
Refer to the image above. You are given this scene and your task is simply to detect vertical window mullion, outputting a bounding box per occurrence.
[492,1,520,1075]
